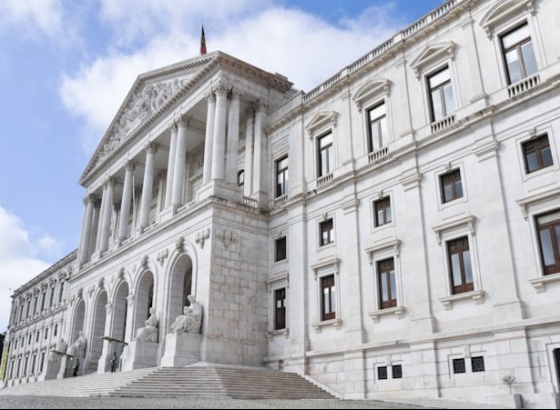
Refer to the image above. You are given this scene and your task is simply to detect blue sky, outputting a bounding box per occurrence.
[0,0,445,331]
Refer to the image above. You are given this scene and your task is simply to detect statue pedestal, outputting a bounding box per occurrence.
[42,351,65,380]
[121,341,158,371]
[161,333,201,367]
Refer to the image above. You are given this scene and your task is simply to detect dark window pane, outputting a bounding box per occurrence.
[539,229,555,266]
[471,356,485,372]
[521,42,537,76]
[453,358,466,374]
[378,366,388,380]
[392,365,402,379]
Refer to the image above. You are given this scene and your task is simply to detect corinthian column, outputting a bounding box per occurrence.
[211,82,229,181]
[164,122,178,208]
[139,143,158,230]
[252,100,268,198]
[172,117,189,208]
[226,89,242,184]
[118,161,135,242]
[202,92,216,184]
[99,178,115,253]
[243,106,255,197]
[79,195,95,264]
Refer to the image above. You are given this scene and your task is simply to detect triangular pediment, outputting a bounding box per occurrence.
[305,111,338,138]
[410,42,456,78]
[352,78,391,111]
[480,0,535,37]
[80,51,294,184]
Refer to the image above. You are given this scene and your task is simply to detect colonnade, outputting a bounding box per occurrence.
[78,82,269,266]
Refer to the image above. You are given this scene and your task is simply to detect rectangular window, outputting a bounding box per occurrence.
[275,156,289,198]
[428,66,454,122]
[319,218,334,246]
[440,169,463,203]
[318,133,334,177]
[321,274,336,321]
[237,170,244,187]
[41,291,46,312]
[58,282,64,303]
[377,258,397,309]
[447,237,474,294]
[377,366,388,380]
[274,288,286,330]
[54,324,58,336]
[36,331,40,342]
[49,287,55,308]
[34,295,39,315]
[471,356,485,372]
[536,210,560,275]
[40,352,46,373]
[523,135,553,174]
[368,103,387,152]
[44,328,48,340]
[501,23,537,84]
[374,197,392,227]
[392,364,403,379]
[26,300,31,318]
[275,237,287,262]
[453,358,466,374]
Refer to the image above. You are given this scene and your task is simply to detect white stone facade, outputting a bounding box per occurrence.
[4,0,560,408]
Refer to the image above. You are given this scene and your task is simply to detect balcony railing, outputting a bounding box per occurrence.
[317,173,334,188]
[273,194,289,208]
[243,196,258,209]
[431,114,456,134]
[508,74,540,98]
[368,146,389,164]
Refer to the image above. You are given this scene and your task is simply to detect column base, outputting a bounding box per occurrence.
[197,180,243,204]
[161,333,201,367]
[121,341,158,371]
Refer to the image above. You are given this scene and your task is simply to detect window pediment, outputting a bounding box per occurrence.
[352,78,391,112]
[305,111,338,138]
[480,0,535,38]
[410,42,456,78]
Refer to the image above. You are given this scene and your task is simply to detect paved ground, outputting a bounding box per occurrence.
[0,396,509,409]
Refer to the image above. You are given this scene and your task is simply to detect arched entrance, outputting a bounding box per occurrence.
[88,291,107,373]
[112,281,129,342]
[133,271,154,339]
[70,300,86,347]
[167,254,193,330]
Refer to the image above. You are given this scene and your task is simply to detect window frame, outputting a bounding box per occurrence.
[522,134,553,174]
[274,287,287,331]
[311,256,342,331]
[374,196,392,228]
[440,169,463,204]
[535,210,560,276]
[427,66,455,122]
[500,22,538,85]
[237,169,245,187]
[447,236,475,295]
[319,218,335,247]
[377,257,397,309]
[317,132,334,178]
[367,102,388,153]
[266,273,289,337]
[275,156,289,198]
[320,274,336,321]
[274,236,287,262]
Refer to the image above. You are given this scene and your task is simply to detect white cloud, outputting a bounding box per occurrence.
[0,206,56,332]
[0,0,64,38]
[60,1,404,154]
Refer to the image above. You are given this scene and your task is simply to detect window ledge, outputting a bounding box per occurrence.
[266,328,289,339]
[529,272,560,293]
[312,318,342,333]
[439,289,485,310]
[368,306,405,323]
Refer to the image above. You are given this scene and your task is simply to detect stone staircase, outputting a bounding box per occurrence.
[0,365,336,399]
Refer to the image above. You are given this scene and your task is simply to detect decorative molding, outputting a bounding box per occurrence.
[399,169,422,191]
[516,187,560,219]
[432,215,476,245]
[368,306,405,323]
[140,255,149,270]
[311,256,340,279]
[156,249,169,266]
[312,318,342,333]
[365,238,400,264]
[175,237,185,253]
[216,229,237,250]
[480,0,535,38]
[439,289,485,310]
[305,111,338,139]
[473,138,500,161]
[529,272,560,293]
[195,228,210,249]
[410,42,456,78]
[352,78,391,112]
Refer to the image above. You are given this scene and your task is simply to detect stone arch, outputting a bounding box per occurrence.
[132,270,155,339]
[88,290,107,373]
[69,299,86,349]
[111,281,129,343]
[166,253,194,331]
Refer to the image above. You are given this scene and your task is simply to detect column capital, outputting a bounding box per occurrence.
[125,160,136,172]
[103,177,116,188]
[176,115,190,128]
[145,142,159,153]
[231,88,243,101]
[254,99,269,113]
[212,81,230,96]
[205,91,216,103]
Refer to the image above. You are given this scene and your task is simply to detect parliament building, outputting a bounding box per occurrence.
[3,0,560,407]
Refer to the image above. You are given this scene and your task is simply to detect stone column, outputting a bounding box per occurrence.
[252,100,269,207]
[139,143,158,231]
[243,106,255,197]
[211,82,229,181]
[99,178,115,253]
[202,92,216,184]
[89,200,101,258]
[226,89,242,184]
[95,184,107,252]
[79,195,95,265]
[172,117,189,208]
[461,13,487,105]
[118,161,135,242]
[164,122,178,208]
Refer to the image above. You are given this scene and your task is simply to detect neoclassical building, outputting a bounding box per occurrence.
[3,0,560,408]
